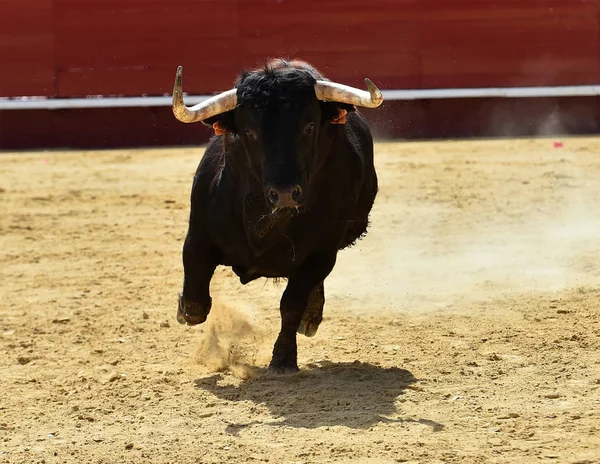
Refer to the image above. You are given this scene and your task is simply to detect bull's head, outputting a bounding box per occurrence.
[172,59,383,211]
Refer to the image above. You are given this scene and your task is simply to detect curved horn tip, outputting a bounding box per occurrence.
[175,66,184,85]
[364,78,384,106]
[173,66,185,120]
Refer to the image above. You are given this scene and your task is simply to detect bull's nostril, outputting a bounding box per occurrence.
[291,186,303,203]
[267,188,279,206]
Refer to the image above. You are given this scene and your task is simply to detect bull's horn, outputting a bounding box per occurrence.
[172,66,238,123]
[314,79,383,108]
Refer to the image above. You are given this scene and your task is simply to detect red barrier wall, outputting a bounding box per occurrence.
[1,0,599,148]
[2,0,599,98]
[0,0,55,97]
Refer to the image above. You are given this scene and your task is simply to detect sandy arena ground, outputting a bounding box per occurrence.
[1,137,599,464]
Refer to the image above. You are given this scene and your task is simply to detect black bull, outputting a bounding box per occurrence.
[174,59,382,373]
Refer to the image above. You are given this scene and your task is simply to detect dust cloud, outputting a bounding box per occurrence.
[193,300,271,379]
[329,147,600,313]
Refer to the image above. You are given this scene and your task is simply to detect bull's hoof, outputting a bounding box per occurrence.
[266,364,300,375]
[267,352,299,375]
[297,310,322,337]
[177,294,211,326]
[298,283,324,337]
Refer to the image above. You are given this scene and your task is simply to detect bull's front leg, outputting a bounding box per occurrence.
[269,253,336,374]
[177,225,220,326]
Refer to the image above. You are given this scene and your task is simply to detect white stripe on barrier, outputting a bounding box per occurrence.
[1,85,599,110]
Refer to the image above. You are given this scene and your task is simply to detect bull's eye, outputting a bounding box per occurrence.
[304,122,315,135]
[244,129,257,140]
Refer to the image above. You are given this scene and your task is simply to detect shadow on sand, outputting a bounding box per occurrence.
[195,360,444,432]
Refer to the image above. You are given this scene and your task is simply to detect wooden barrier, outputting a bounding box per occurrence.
[1,0,599,148]
[2,0,599,97]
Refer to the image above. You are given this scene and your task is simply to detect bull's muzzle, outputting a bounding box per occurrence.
[266,185,305,209]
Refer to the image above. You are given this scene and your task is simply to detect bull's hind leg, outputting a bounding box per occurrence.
[269,254,336,374]
[297,281,324,337]
[177,226,220,326]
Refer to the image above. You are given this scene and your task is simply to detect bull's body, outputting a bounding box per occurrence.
[175,60,380,372]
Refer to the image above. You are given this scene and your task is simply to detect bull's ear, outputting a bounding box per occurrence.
[320,102,356,125]
[202,110,236,135]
